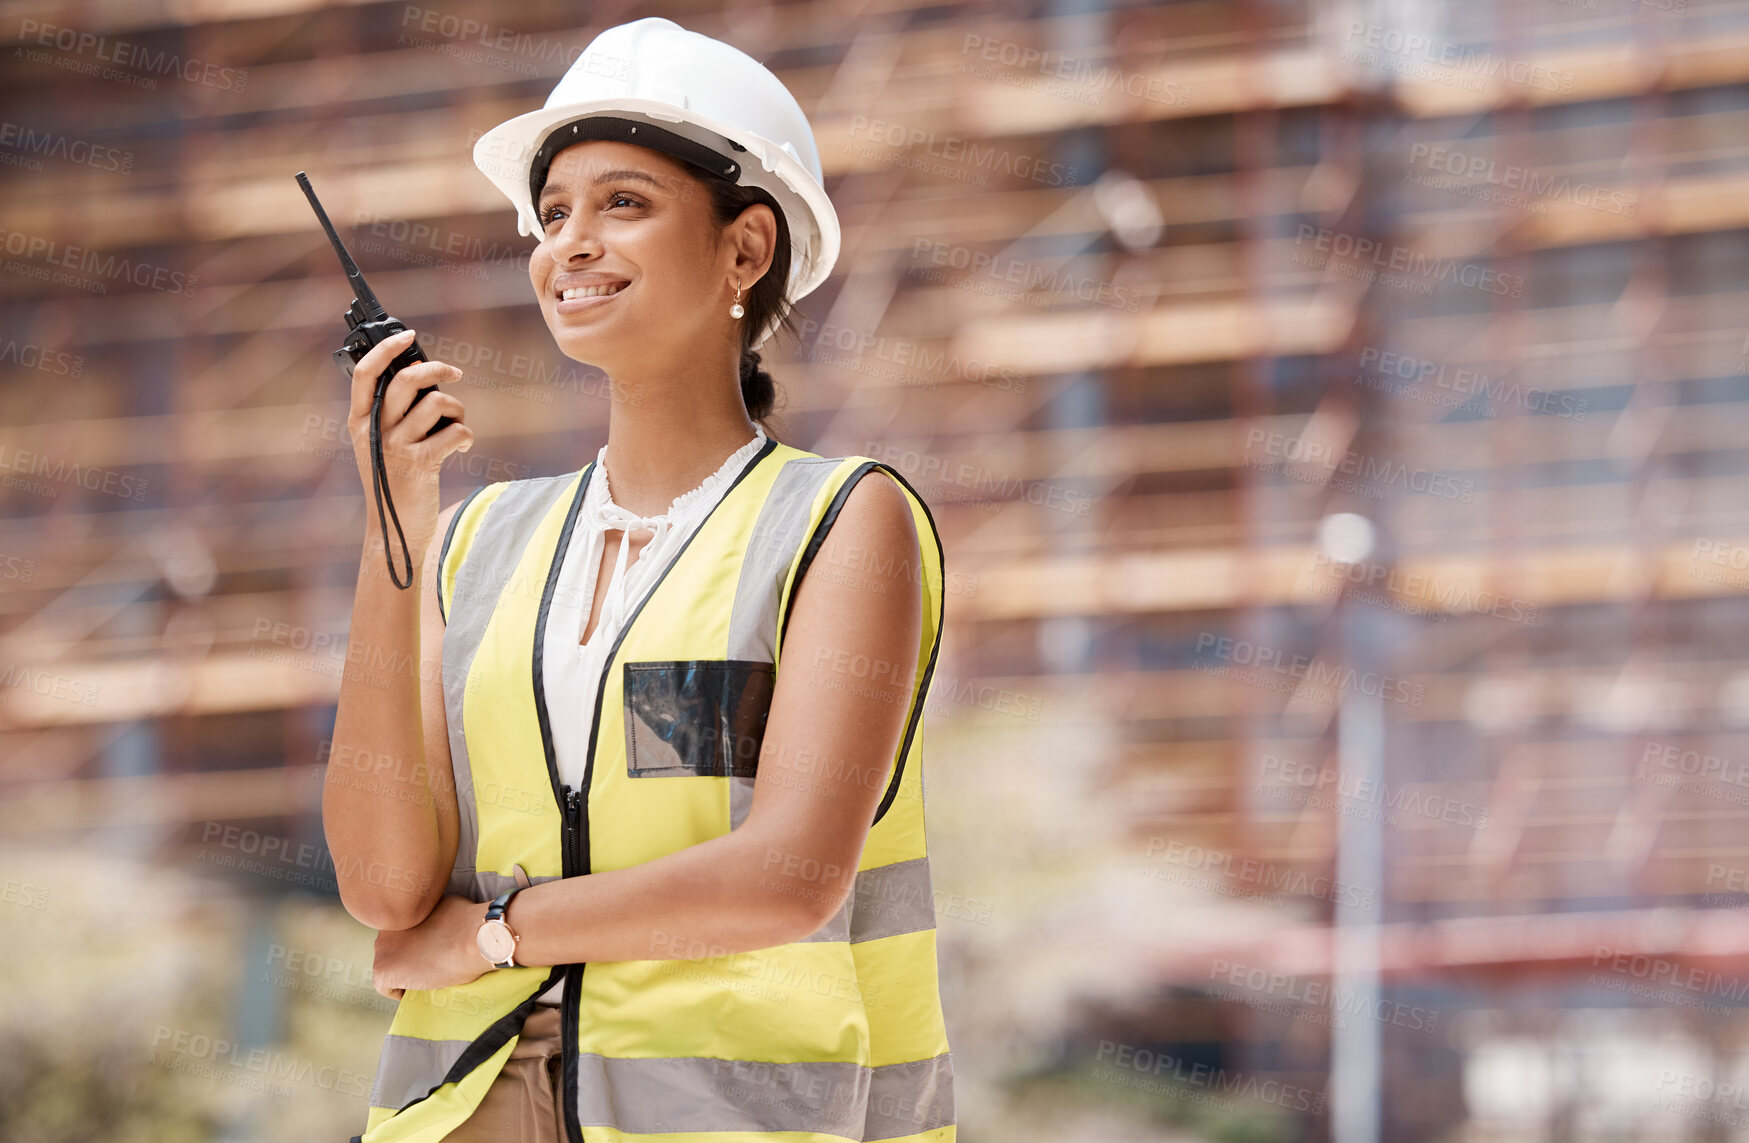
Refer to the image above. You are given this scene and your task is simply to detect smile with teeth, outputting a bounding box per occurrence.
[560,282,627,300]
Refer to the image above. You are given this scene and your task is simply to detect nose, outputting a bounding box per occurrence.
[544,208,602,270]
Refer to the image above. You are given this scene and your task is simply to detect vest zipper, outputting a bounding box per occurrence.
[562,784,583,874]
[562,782,585,1142]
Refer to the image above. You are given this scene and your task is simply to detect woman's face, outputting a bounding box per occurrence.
[528,139,741,372]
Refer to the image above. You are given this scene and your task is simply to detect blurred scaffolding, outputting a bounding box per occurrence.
[3,0,1749,1141]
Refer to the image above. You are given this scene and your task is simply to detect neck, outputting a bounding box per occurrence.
[597,381,761,518]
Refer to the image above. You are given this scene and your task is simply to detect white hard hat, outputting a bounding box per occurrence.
[472,16,839,350]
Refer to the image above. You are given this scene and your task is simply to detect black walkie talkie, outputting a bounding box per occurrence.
[296,171,456,591]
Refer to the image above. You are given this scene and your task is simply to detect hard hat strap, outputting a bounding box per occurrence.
[529,115,747,214]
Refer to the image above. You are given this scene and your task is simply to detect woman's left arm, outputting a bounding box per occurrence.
[373,469,924,995]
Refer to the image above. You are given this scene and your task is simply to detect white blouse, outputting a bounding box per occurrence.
[533,425,767,1006]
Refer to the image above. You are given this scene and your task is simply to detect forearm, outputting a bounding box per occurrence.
[323,534,449,930]
[504,823,841,966]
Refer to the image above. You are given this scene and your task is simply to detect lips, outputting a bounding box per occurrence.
[553,274,630,301]
[559,281,628,301]
[553,277,629,317]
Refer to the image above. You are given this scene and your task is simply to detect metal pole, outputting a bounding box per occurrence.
[1331,595,1384,1143]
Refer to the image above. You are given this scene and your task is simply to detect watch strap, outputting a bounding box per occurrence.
[480,887,523,967]
[486,887,520,922]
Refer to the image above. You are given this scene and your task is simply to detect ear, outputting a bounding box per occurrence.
[728,201,778,291]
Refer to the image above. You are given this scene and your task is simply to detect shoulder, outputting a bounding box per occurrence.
[796,459,927,601]
[783,461,926,651]
[829,463,919,556]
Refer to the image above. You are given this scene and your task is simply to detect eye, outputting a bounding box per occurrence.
[538,193,643,230]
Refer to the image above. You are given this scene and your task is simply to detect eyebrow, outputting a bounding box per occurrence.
[539,169,667,204]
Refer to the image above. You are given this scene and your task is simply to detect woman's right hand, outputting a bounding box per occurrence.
[346,327,475,563]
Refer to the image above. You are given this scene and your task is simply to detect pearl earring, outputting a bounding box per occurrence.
[730,279,744,320]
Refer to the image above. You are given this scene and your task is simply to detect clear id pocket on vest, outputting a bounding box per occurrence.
[623,660,775,778]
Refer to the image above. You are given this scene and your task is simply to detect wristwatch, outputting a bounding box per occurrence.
[474,887,524,968]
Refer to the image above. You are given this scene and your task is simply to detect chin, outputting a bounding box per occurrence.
[551,326,619,368]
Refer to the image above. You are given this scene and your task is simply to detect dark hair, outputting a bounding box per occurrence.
[688,170,804,428]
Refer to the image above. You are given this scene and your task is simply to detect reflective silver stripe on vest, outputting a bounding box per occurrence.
[724,458,852,918]
[450,869,562,900]
[865,1052,956,1140]
[727,456,846,667]
[791,856,938,944]
[849,855,936,942]
[575,1052,864,1136]
[369,1035,475,1110]
[565,1051,955,1138]
[441,473,578,897]
[723,460,842,836]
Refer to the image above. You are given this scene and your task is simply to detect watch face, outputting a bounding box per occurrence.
[477,922,516,964]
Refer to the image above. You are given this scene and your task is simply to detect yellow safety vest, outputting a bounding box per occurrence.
[350,438,955,1143]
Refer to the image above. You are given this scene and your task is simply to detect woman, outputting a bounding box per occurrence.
[322,17,955,1143]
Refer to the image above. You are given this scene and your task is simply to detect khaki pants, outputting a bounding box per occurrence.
[442,1005,566,1143]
